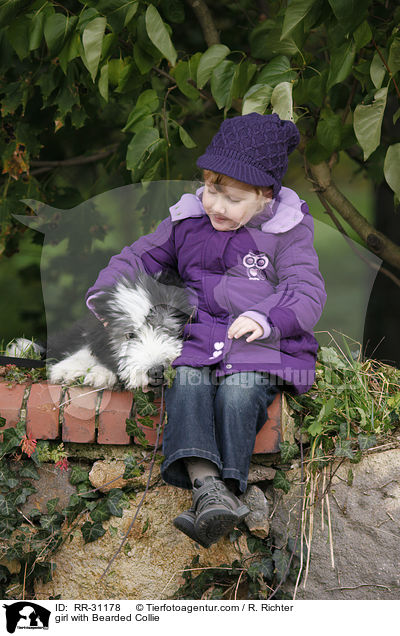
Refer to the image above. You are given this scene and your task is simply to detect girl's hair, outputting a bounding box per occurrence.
[202,169,273,198]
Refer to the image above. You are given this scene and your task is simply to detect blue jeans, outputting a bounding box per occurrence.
[161,365,280,494]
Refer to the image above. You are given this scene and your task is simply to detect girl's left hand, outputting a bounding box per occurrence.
[227,316,263,342]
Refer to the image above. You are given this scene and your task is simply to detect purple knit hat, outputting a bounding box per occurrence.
[196,113,300,198]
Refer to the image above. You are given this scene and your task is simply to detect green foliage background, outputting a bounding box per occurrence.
[0,0,399,343]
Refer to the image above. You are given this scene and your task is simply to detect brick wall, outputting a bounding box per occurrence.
[0,380,282,453]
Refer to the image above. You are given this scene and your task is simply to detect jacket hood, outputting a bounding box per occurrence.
[169,186,305,234]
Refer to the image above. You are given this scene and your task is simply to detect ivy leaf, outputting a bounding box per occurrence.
[90,501,111,523]
[358,433,377,450]
[82,16,107,82]
[0,495,16,518]
[69,465,89,485]
[145,4,177,66]
[281,0,317,40]
[354,87,388,160]
[334,439,354,458]
[272,548,290,582]
[19,461,40,481]
[81,521,106,543]
[384,143,400,199]
[123,454,143,479]
[273,470,291,494]
[197,44,230,89]
[247,558,274,582]
[106,489,124,517]
[279,441,299,463]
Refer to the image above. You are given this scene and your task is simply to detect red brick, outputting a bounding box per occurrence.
[62,386,97,443]
[253,392,281,454]
[134,396,164,447]
[26,383,62,440]
[97,390,133,444]
[0,380,27,439]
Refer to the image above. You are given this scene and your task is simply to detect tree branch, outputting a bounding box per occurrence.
[185,0,220,46]
[305,159,400,271]
[30,145,119,176]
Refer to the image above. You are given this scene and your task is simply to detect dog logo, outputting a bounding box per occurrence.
[3,602,50,633]
[242,251,269,280]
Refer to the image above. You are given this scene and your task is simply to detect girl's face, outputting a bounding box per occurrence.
[202,181,271,231]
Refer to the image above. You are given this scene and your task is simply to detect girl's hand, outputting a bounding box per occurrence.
[227,316,264,342]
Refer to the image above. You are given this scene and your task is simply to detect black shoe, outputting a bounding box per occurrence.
[192,476,250,546]
[173,507,213,549]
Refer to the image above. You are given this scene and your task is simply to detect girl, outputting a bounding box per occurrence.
[85,113,327,548]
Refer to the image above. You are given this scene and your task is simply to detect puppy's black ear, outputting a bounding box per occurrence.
[88,290,114,323]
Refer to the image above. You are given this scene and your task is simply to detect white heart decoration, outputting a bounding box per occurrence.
[214,342,224,350]
[212,350,222,358]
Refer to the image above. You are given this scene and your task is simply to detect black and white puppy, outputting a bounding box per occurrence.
[8,270,194,391]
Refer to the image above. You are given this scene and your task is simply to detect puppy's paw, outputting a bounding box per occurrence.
[84,366,118,389]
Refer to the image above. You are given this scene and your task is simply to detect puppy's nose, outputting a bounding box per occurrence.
[148,364,165,381]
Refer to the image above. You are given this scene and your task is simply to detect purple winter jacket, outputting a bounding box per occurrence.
[85,186,327,394]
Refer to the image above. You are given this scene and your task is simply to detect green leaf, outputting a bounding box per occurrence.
[370,51,387,90]
[353,87,388,160]
[279,441,300,463]
[327,40,356,91]
[281,0,317,39]
[82,16,107,81]
[257,55,297,88]
[19,462,40,480]
[250,19,299,61]
[0,495,16,517]
[353,20,372,51]
[327,0,370,34]
[123,89,159,133]
[358,433,377,450]
[334,439,354,458]
[134,390,158,416]
[98,63,109,102]
[307,419,324,436]
[90,501,111,523]
[271,82,293,121]
[126,127,166,178]
[106,488,124,517]
[172,60,201,99]
[44,13,77,56]
[388,37,400,77]
[273,470,291,494]
[6,16,30,60]
[69,465,89,485]
[247,557,274,582]
[178,125,196,148]
[210,60,236,109]
[134,42,155,74]
[0,0,32,29]
[197,44,230,89]
[272,548,290,581]
[145,4,177,66]
[316,109,342,154]
[242,84,273,115]
[384,144,400,199]
[81,521,106,543]
[123,454,142,479]
[59,31,82,74]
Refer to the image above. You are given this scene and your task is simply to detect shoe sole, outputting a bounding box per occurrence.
[173,514,212,549]
[195,505,250,545]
